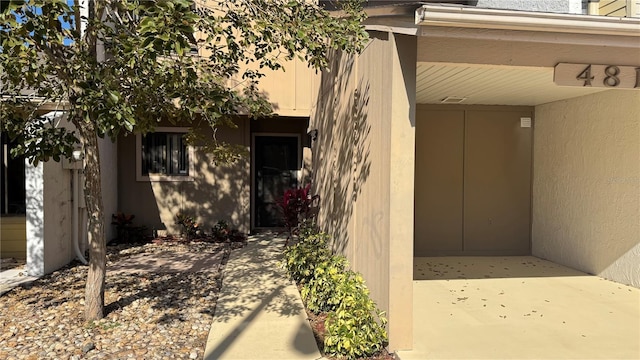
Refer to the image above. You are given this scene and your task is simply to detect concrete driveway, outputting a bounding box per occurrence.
[397,257,640,360]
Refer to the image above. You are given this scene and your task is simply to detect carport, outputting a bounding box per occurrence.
[310,3,639,352]
[405,6,640,357]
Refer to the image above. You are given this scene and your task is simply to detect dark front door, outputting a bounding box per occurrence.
[254,135,299,228]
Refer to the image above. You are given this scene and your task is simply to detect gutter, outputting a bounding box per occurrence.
[416,4,640,36]
[329,2,422,19]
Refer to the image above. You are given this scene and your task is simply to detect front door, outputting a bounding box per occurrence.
[253,135,300,228]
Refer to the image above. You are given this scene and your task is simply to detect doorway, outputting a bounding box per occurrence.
[414,105,533,256]
[1,132,26,215]
[252,134,301,229]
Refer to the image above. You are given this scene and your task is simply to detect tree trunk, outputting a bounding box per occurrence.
[77,124,106,321]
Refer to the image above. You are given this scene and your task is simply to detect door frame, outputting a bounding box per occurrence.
[251,133,302,231]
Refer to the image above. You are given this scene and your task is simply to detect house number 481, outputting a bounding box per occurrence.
[554,63,640,89]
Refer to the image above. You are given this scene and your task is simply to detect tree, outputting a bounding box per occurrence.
[0,0,367,321]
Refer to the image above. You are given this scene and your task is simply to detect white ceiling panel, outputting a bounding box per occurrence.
[416,63,609,106]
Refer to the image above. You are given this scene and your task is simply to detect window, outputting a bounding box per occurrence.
[136,128,194,181]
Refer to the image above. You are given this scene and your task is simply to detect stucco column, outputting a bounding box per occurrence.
[387,33,417,351]
[25,161,45,276]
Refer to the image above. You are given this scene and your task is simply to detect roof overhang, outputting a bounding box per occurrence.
[356,4,640,106]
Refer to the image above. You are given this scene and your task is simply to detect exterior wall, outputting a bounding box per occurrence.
[24,118,116,276]
[99,137,118,246]
[415,105,534,256]
[532,90,640,287]
[475,0,582,14]
[193,6,317,118]
[255,58,318,117]
[310,31,416,351]
[26,160,74,276]
[118,120,251,236]
[0,217,26,259]
[598,0,638,17]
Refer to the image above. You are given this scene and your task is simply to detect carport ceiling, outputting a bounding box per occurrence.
[417,62,610,106]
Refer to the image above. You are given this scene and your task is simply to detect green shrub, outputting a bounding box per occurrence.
[282,232,331,284]
[301,255,348,314]
[282,226,389,359]
[323,271,388,360]
[298,219,320,240]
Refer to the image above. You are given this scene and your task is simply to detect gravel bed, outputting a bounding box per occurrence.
[0,241,233,360]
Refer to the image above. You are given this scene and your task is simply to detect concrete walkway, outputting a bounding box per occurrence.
[204,234,321,360]
[0,267,38,296]
[398,256,640,360]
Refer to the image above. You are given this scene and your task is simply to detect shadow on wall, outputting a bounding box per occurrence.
[117,122,250,239]
[312,49,372,255]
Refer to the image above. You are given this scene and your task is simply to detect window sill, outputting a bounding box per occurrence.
[136,174,195,182]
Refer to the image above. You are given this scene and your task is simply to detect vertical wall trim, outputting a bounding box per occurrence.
[462,110,467,252]
[387,32,416,351]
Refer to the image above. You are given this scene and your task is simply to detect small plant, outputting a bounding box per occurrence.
[278,184,320,245]
[211,220,247,244]
[211,220,230,241]
[176,213,200,240]
[111,212,147,244]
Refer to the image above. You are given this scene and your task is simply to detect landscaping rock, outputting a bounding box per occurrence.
[0,242,230,359]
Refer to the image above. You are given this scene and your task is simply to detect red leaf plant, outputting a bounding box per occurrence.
[278,183,319,245]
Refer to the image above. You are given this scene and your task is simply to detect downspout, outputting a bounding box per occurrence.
[80,170,89,256]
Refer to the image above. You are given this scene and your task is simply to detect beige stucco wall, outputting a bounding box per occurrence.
[117,116,308,238]
[532,89,640,288]
[310,31,415,351]
[117,120,251,236]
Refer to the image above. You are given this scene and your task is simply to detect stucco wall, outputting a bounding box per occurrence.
[26,160,74,276]
[532,90,640,288]
[310,31,415,351]
[117,120,251,236]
